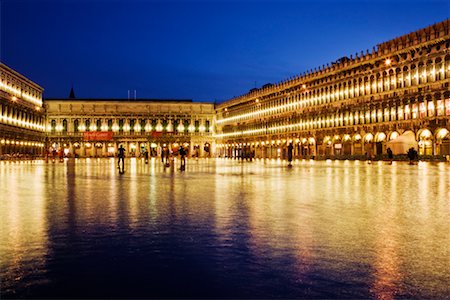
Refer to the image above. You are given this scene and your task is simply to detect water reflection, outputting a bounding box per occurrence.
[0,159,449,298]
[0,162,48,297]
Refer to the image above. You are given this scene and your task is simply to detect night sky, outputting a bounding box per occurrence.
[1,0,449,102]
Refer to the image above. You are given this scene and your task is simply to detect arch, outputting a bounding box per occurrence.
[417,128,433,155]
[374,132,386,142]
[364,133,374,143]
[435,128,450,155]
[417,128,433,140]
[388,131,399,140]
[435,128,450,141]
[353,133,362,142]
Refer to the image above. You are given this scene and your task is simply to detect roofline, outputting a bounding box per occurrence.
[0,62,44,92]
[44,98,196,103]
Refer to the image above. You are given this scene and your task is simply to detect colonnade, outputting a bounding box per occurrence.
[217,127,450,159]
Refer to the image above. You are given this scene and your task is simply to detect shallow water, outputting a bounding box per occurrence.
[1,158,449,298]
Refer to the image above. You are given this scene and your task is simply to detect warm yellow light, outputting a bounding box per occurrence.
[155,121,163,132]
[389,131,398,141]
[385,58,391,66]
[420,129,432,139]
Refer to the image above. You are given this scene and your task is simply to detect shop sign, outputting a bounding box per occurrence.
[83,131,113,141]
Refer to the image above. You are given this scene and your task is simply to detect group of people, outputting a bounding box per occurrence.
[45,147,65,163]
[117,144,187,172]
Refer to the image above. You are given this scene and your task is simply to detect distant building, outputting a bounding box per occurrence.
[0,63,45,157]
[215,19,450,159]
[3,20,450,161]
[45,98,215,158]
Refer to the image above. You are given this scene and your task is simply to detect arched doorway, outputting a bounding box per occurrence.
[435,128,450,156]
[374,132,387,156]
[417,129,433,156]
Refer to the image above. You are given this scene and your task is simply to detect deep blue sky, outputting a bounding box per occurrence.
[1,0,449,102]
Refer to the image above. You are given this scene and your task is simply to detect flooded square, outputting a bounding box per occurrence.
[1,158,449,298]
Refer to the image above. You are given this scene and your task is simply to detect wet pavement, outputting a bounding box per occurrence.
[1,158,449,298]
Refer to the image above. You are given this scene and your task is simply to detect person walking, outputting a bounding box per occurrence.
[118,144,125,171]
[164,147,170,167]
[144,149,149,164]
[407,147,418,165]
[179,145,186,171]
[386,147,393,164]
[58,147,64,162]
[287,142,293,167]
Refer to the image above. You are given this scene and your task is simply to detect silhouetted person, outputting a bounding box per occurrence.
[144,149,149,164]
[52,148,57,163]
[407,147,417,164]
[164,147,170,166]
[387,147,393,164]
[118,145,125,170]
[161,147,165,163]
[179,146,186,171]
[58,147,64,162]
[287,142,293,166]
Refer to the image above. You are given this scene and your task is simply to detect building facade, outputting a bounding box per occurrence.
[0,63,45,158]
[45,99,215,158]
[215,20,450,160]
